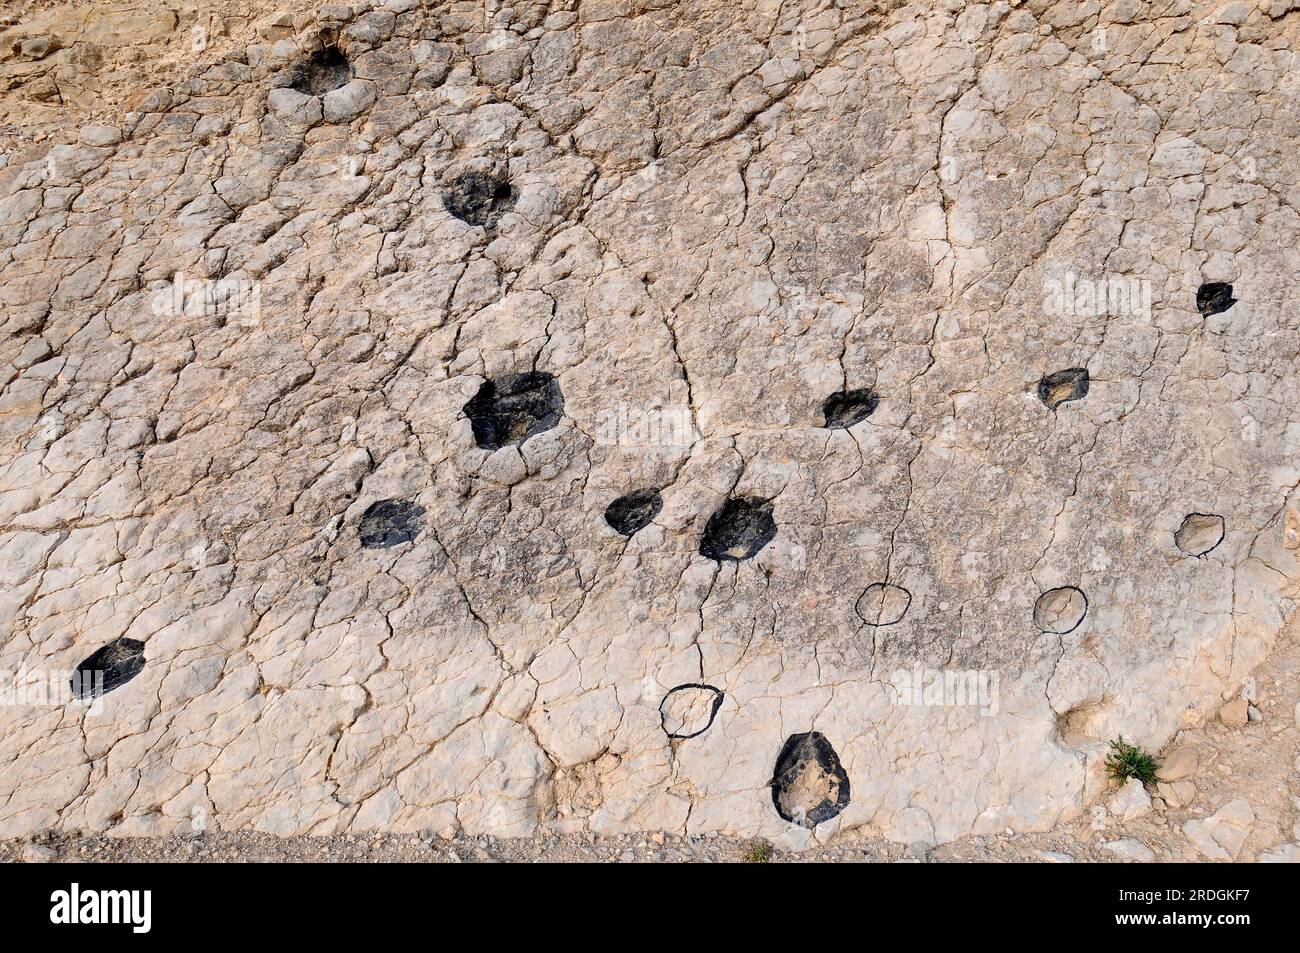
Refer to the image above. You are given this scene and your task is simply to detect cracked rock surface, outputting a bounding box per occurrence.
[1,0,1299,848]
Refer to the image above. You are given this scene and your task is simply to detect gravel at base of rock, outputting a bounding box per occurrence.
[1102,839,1157,863]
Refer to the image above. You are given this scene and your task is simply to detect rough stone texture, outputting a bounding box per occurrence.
[1183,797,1255,860]
[1,0,1300,847]
[1256,842,1300,863]
[1155,779,1197,809]
[659,683,724,739]
[1108,777,1151,822]
[1220,698,1250,728]
[1154,746,1199,782]
[1101,837,1155,863]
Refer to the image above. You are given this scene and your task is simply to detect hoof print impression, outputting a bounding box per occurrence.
[1038,368,1089,410]
[464,372,564,451]
[1033,586,1088,634]
[855,582,911,626]
[699,497,776,561]
[605,488,663,536]
[1175,513,1225,557]
[443,171,517,229]
[770,731,850,828]
[72,638,146,700]
[1196,282,1236,317]
[659,684,724,739]
[359,499,425,548]
[823,388,879,429]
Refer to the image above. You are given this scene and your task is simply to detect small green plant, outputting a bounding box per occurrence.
[1106,736,1161,786]
[743,839,774,863]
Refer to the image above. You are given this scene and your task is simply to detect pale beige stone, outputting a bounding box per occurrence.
[1184,799,1255,861]
[0,0,1296,851]
[1256,843,1300,863]
[1156,781,1198,810]
[1156,747,1199,782]
[1220,699,1250,729]
[1109,778,1152,822]
[1102,838,1155,863]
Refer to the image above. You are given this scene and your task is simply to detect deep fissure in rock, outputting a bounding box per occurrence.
[359,499,425,548]
[291,46,352,96]
[71,638,146,700]
[443,171,518,228]
[659,684,724,739]
[1033,586,1089,634]
[1037,368,1089,410]
[770,731,851,828]
[1175,513,1225,557]
[605,488,663,536]
[464,372,564,450]
[823,388,879,429]
[1196,282,1236,317]
[699,497,776,561]
[855,582,911,626]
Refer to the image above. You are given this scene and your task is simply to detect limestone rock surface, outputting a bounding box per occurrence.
[1,0,1299,846]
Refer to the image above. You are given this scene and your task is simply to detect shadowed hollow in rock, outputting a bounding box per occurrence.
[823,387,879,429]
[1196,282,1236,317]
[291,46,352,95]
[464,372,564,451]
[605,488,663,536]
[699,497,776,561]
[72,638,146,700]
[443,171,517,228]
[1038,368,1089,410]
[359,499,425,548]
[770,731,851,828]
